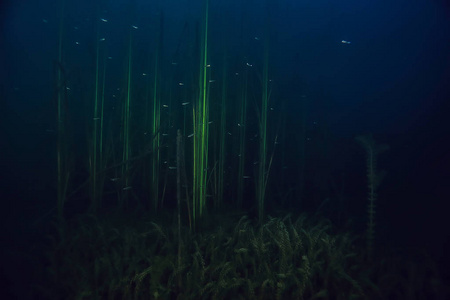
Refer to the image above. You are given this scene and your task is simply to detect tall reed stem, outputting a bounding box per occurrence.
[192,0,210,228]
[257,28,270,223]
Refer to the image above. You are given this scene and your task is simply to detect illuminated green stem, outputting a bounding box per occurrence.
[193,0,210,227]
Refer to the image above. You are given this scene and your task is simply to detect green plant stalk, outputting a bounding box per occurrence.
[99,54,106,164]
[151,51,160,211]
[217,57,227,209]
[257,36,269,222]
[151,13,164,211]
[121,34,133,205]
[90,20,101,213]
[193,0,210,226]
[237,67,248,208]
[356,135,388,261]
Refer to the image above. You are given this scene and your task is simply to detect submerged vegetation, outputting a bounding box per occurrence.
[23,0,447,298]
[35,213,443,299]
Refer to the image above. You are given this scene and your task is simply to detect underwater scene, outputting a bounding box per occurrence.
[1,0,449,299]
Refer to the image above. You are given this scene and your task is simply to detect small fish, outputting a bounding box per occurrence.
[171,62,178,65]
[205,64,211,68]
[122,186,132,191]
[341,40,351,44]
[246,62,253,67]
[188,133,194,138]
[227,132,232,136]
[162,133,169,136]
[108,56,113,60]
[75,41,80,45]
[162,104,169,108]
[254,37,260,40]
[93,117,100,121]
[208,79,216,83]
[178,82,184,86]
[142,73,147,76]
[110,177,120,182]
[100,18,108,22]
[181,102,190,106]
[243,176,251,179]
[235,72,239,76]
[132,25,138,29]
[208,121,213,124]
[99,38,106,42]
[168,166,177,170]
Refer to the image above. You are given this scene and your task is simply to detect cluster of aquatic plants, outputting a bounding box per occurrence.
[37,213,368,299]
[35,211,446,299]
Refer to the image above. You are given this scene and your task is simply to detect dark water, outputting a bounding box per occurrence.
[1,0,449,298]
